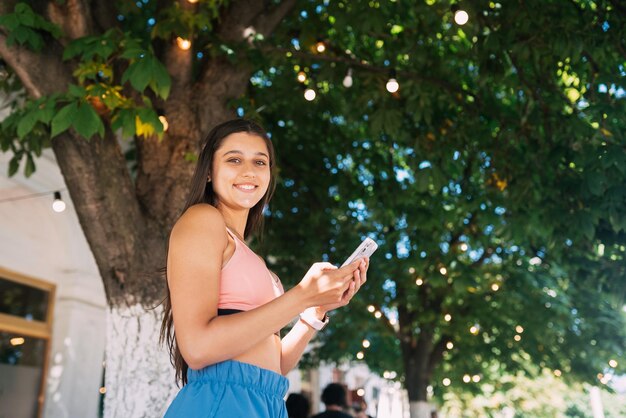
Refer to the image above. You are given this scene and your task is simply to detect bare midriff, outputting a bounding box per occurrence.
[231,334,282,374]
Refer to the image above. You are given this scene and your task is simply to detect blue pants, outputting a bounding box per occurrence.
[164,360,289,418]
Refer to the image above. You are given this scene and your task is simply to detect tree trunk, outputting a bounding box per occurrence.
[104,304,177,418]
[410,401,432,418]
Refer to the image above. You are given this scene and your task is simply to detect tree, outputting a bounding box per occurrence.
[1,1,625,418]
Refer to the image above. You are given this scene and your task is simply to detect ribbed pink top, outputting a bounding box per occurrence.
[217,228,284,311]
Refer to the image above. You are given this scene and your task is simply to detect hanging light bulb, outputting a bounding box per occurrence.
[386,69,399,93]
[451,4,469,25]
[187,0,198,3]
[158,115,169,132]
[297,71,307,83]
[176,37,191,50]
[52,191,66,213]
[315,40,326,53]
[304,86,316,101]
[343,68,353,88]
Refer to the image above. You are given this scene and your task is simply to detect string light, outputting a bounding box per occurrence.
[362,339,371,348]
[357,388,365,397]
[297,71,307,83]
[609,359,618,368]
[415,278,423,286]
[446,341,454,349]
[99,387,107,394]
[176,37,191,50]
[10,337,24,346]
[472,375,481,382]
[187,0,198,3]
[491,283,500,291]
[470,324,479,334]
[52,191,66,213]
[439,267,447,275]
[159,115,169,132]
[444,314,452,322]
[408,267,416,274]
[515,325,524,333]
[343,68,353,88]
[442,378,451,386]
[451,4,469,25]
[463,374,471,383]
[304,86,316,101]
[315,41,326,53]
[356,351,364,360]
[374,311,382,319]
[385,69,399,93]
[460,243,468,251]
[514,334,521,341]
[554,369,562,377]
[367,305,376,313]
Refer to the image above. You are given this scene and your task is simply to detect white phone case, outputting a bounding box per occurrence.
[341,237,378,267]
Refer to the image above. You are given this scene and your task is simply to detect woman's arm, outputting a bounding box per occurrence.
[168,204,361,370]
[280,259,368,374]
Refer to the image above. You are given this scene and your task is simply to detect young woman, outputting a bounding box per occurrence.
[160,119,369,417]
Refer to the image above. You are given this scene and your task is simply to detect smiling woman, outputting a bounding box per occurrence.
[159,119,369,418]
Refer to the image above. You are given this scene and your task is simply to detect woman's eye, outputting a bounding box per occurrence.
[256,160,268,166]
[227,158,241,163]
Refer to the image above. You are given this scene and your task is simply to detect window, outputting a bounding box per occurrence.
[0,268,55,418]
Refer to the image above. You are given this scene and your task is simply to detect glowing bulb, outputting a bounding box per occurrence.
[472,375,480,382]
[357,388,365,397]
[315,41,326,53]
[374,311,382,319]
[99,387,107,394]
[491,283,500,291]
[304,88,316,101]
[460,243,468,251]
[343,69,353,88]
[415,278,423,286]
[409,267,416,274]
[386,77,399,93]
[362,339,371,348]
[297,71,307,82]
[444,314,452,322]
[159,115,169,132]
[356,351,364,360]
[609,359,618,368]
[515,325,524,333]
[454,9,469,25]
[52,191,66,213]
[176,37,191,50]
[463,374,471,383]
[367,305,375,313]
[187,0,198,3]
[554,369,562,377]
[439,267,447,275]
[10,337,24,346]
[470,325,479,334]
[442,378,451,386]
[446,341,454,349]
[514,334,521,341]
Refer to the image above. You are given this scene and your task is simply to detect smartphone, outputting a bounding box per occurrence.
[341,237,378,267]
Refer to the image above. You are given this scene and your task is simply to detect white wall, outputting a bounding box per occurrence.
[0,150,107,418]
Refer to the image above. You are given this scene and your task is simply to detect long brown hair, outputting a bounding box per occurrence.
[159,118,277,386]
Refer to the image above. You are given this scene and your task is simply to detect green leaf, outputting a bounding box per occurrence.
[149,58,171,99]
[122,57,152,92]
[17,110,38,139]
[24,153,35,177]
[8,154,21,177]
[73,102,104,139]
[111,108,137,138]
[51,102,78,138]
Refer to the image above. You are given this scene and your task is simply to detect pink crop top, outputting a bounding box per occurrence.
[217,228,284,312]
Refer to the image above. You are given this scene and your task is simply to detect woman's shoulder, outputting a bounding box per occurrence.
[171,204,227,239]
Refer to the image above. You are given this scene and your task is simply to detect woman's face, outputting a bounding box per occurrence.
[210,132,271,212]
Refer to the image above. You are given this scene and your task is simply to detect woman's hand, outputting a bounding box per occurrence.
[297,259,363,308]
[317,257,369,314]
